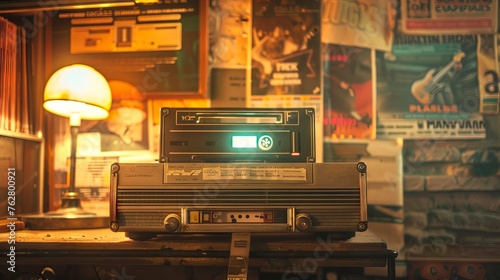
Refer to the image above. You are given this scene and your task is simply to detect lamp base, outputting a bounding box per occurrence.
[21,192,109,230]
[22,213,109,230]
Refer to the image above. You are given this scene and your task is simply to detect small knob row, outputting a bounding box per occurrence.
[163,213,312,232]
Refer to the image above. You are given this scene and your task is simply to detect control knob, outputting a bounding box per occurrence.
[164,214,181,232]
[295,213,312,232]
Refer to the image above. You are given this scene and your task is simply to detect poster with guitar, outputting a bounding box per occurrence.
[411,51,465,106]
[251,0,321,97]
[376,34,487,139]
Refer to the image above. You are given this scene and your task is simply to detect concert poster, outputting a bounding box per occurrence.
[251,0,321,97]
[321,0,396,52]
[376,34,487,139]
[323,44,376,140]
[401,0,497,35]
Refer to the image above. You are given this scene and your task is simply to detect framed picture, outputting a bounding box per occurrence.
[77,80,150,155]
[50,0,208,98]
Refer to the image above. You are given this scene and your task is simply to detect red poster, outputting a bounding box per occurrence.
[323,44,375,139]
[401,0,497,34]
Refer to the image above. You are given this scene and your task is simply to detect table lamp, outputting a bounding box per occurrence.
[24,64,112,229]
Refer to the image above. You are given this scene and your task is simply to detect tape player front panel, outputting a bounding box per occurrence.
[158,107,316,163]
[109,162,368,240]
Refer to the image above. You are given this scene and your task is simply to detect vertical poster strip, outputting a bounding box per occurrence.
[250,0,323,161]
[477,34,499,114]
[251,0,321,97]
[323,44,376,140]
[208,0,251,107]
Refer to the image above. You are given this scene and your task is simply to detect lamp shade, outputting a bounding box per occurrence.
[43,64,112,120]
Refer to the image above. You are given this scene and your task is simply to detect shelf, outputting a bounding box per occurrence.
[0,129,42,142]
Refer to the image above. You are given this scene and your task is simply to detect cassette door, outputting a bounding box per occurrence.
[159,107,316,163]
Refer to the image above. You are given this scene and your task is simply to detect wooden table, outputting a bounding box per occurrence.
[0,228,397,279]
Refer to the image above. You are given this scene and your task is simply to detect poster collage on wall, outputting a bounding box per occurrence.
[120,0,499,145]
[17,1,499,169]
[203,0,500,278]
[38,2,499,201]
[210,0,499,142]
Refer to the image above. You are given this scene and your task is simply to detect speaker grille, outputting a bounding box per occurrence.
[116,188,360,207]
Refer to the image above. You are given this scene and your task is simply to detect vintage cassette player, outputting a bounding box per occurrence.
[158,107,316,163]
[109,161,368,240]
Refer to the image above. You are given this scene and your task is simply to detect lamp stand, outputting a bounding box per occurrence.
[22,115,108,229]
[48,125,94,215]
[57,125,87,211]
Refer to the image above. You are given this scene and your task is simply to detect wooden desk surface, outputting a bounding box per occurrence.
[1,229,392,267]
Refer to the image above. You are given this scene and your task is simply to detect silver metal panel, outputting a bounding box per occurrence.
[110,162,368,237]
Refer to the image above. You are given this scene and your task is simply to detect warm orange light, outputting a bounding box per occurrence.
[43,64,112,121]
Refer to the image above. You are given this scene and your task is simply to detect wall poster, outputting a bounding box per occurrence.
[376,34,487,139]
[321,0,396,51]
[251,0,321,97]
[401,0,497,35]
[50,0,207,98]
[323,44,376,140]
[250,0,323,161]
[477,34,499,114]
[208,0,251,107]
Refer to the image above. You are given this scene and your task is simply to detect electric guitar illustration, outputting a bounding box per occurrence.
[411,51,465,105]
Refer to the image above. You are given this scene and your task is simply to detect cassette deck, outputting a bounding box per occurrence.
[158,108,316,163]
[109,161,368,240]
[110,107,368,240]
